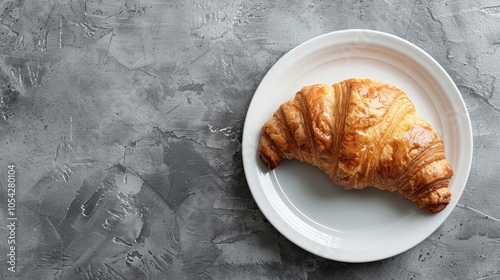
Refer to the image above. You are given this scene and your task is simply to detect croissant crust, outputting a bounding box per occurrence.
[259,78,454,213]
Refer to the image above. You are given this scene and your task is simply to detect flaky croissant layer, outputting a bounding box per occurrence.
[259,78,454,213]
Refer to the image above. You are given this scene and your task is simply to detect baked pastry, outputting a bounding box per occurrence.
[259,78,454,213]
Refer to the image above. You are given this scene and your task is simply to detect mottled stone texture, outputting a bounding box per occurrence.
[0,0,498,279]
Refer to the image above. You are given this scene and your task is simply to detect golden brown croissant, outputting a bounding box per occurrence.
[259,78,454,213]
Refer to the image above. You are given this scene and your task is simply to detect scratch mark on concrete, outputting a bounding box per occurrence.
[480,5,500,11]
[0,21,19,36]
[139,67,161,78]
[191,49,210,64]
[456,203,500,223]
[404,0,418,39]
[165,103,182,115]
[59,18,64,49]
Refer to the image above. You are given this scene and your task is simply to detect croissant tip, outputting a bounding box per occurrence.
[423,192,451,214]
[259,152,280,170]
[423,203,448,214]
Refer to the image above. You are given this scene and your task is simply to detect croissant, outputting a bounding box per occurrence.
[259,78,454,213]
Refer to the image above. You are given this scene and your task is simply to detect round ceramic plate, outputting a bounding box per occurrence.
[242,30,473,263]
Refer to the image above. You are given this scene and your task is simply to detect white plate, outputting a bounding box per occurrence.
[242,30,473,262]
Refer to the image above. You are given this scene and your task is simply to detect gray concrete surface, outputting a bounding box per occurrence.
[0,0,499,279]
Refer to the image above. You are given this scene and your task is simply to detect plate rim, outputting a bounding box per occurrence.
[242,29,473,262]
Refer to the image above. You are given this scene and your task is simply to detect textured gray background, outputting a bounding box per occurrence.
[0,0,499,279]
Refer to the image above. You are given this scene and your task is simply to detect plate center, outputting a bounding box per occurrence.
[274,161,414,232]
